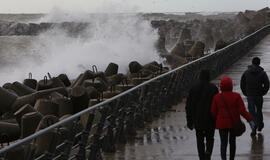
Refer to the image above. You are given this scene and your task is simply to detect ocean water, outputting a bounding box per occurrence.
[0,13,162,84]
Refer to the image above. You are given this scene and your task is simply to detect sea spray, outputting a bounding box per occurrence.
[0,12,164,84]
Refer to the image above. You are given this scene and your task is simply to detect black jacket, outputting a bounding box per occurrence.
[240,65,269,96]
[185,81,218,130]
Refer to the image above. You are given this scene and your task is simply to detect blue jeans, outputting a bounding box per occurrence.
[247,96,263,128]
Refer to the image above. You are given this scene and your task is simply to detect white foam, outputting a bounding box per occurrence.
[0,10,164,84]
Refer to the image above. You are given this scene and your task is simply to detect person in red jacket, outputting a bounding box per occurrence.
[211,77,255,160]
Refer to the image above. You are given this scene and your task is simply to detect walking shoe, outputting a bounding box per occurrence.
[258,123,264,132]
[250,129,257,137]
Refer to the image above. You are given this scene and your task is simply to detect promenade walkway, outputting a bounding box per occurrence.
[103,35,270,160]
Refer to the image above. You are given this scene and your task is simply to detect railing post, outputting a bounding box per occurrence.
[58,119,80,160]
[76,112,95,160]
[102,122,116,153]
[102,101,117,153]
[88,107,108,160]
[134,95,145,128]
[143,91,153,122]
[114,103,127,144]
[25,142,36,160]
[43,129,60,160]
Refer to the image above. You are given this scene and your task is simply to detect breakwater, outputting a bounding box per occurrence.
[0,22,269,160]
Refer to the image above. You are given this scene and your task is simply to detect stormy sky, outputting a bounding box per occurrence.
[0,0,269,13]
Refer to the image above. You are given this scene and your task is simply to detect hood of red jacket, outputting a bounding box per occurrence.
[220,76,233,92]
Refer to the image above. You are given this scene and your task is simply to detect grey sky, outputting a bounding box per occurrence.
[1,0,269,13]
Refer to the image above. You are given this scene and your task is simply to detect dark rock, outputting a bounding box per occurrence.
[162,54,187,67]
[244,10,257,19]
[0,23,11,35]
[155,34,168,54]
[171,42,186,57]
[180,28,192,41]
[235,12,250,25]
[29,23,40,35]
[188,41,205,57]
[215,39,228,51]
[15,23,30,35]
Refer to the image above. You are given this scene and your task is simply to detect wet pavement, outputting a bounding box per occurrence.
[103,35,270,160]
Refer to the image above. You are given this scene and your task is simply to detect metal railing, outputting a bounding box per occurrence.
[0,24,270,160]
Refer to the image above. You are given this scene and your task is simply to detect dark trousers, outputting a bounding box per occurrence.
[219,129,236,160]
[195,129,215,160]
[247,96,263,127]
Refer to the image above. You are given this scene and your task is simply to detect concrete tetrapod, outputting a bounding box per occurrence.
[129,61,143,73]
[34,115,59,156]
[52,98,74,117]
[50,77,66,88]
[104,62,119,77]
[14,104,36,127]
[12,81,36,96]
[2,83,18,96]
[70,86,89,114]
[11,87,68,113]
[0,121,20,143]
[71,70,95,88]
[34,99,59,117]
[3,82,35,97]
[57,74,71,87]
[0,87,18,114]
[21,112,43,138]
[85,86,99,99]
[23,77,37,90]
[5,145,25,160]
[36,77,54,91]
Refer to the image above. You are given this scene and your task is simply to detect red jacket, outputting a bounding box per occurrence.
[211,77,252,129]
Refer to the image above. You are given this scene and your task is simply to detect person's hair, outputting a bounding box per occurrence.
[252,57,260,65]
[199,70,210,82]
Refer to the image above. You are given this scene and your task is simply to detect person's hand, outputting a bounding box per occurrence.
[249,120,256,130]
[187,123,194,130]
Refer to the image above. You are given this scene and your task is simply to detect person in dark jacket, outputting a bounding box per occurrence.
[211,76,254,160]
[185,70,218,160]
[240,57,269,136]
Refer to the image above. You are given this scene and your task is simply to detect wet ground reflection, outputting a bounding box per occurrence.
[249,133,264,160]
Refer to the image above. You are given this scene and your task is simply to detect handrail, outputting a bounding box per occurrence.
[0,24,270,155]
